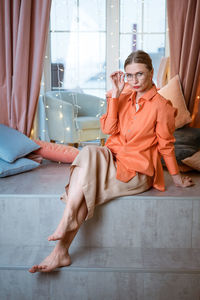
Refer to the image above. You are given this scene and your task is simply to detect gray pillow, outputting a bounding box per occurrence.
[174,127,200,147]
[174,127,200,163]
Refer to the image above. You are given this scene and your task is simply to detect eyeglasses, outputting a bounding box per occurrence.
[125,71,148,81]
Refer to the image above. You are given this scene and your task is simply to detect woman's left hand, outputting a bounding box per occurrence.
[172,173,194,187]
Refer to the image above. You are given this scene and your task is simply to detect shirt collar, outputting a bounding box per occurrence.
[128,84,157,102]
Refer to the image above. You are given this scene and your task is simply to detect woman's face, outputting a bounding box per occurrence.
[125,62,153,94]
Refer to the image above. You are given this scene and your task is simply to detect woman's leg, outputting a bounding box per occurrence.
[29,166,88,273]
[29,196,88,273]
[48,166,86,241]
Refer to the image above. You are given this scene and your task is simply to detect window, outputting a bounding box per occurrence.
[120,0,166,82]
[48,0,166,96]
[50,0,106,97]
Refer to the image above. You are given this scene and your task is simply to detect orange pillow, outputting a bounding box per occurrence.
[158,75,192,129]
[33,140,79,163]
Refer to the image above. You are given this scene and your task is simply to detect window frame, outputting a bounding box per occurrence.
[43,0,168,93]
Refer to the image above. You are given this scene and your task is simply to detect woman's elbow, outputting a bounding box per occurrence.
[102,126,118,135]
[100,119,119,135]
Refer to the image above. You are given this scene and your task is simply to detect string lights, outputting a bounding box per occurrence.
[42,0,107,147]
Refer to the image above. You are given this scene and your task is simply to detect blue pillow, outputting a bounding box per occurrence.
[0,124,40,163]
[0,158,40,177]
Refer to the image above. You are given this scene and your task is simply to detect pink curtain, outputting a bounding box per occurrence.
[167,0,200,126]
[0,0,51,136]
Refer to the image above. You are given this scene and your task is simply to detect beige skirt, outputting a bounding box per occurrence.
[61,145,153,220]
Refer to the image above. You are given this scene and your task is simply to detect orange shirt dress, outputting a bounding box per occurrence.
[62,85,179,220]
[100,84,179,192]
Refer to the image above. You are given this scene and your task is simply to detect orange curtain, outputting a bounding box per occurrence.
[0,0,51,136]
[167,0,200,127]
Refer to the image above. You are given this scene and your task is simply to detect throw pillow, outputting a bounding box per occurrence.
[158,75,192,129]
[181,150,200,171]
[173,127,200,163]
[0,124,40,163]
[33,140,79,163]
[174,145,197,164]
[0,158,40,178]
[174,127,200,147]
[178,163,193,173]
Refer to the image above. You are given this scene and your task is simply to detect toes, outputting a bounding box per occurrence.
[48,235,56,241]
[38,265,48,270]
[48,234,57,241]
[29,265,39,273]
[48,235,53,241]
[48,234,61,241]
[29,264,49,273]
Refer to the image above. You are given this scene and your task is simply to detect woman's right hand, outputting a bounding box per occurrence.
[110,71,125,98]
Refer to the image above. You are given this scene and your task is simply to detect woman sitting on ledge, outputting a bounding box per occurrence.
[29,50,194,273]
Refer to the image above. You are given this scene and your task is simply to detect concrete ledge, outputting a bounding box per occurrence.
[0,160,200,198]
[1,246,200,274]
[1,195,200,248]
[0,264,200,300]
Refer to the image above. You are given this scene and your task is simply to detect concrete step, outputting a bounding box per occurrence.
[0,246,200,300]
[1,194,200,249]
[1,162,200,299]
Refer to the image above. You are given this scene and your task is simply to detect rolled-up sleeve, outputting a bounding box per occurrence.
[156,100,179,175]
[100,97,120,135]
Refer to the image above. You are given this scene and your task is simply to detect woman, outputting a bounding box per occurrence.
[29,50,193,273]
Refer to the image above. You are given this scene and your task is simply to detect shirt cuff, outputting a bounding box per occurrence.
[107,98,119,119]
[163,155,180,175]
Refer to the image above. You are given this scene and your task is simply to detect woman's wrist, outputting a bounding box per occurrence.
[171,173,181,184]
[112,90,121,98]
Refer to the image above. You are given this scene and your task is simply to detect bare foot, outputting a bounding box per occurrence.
[48,206,78,241]
[29,242,71,273]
